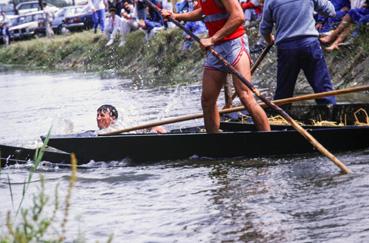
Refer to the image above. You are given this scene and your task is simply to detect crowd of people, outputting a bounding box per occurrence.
[320,0,369,51]
[88,0,267,47]
[98,0,369,52]
[3,0,366,50]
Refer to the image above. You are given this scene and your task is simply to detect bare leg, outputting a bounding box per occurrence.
[320,14,352,44]
[202,69,227,133]
[326,25,353,52]
[232,54,271,131]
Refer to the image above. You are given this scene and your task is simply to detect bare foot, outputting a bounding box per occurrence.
[325,43,339,52]
[320,35,333,44]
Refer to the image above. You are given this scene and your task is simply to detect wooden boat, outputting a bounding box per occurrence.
[44,125,369,163]
[1,103,369,166]
[0,144,71,167]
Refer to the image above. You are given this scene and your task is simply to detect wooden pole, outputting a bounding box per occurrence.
[113,0,356,173]
[100,85,369,134]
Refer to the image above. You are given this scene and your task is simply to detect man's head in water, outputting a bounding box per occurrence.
[96,105,118,129]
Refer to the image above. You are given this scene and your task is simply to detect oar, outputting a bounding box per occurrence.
[101,85,369,135]
[138,0,352,173]
[230,43,273,100]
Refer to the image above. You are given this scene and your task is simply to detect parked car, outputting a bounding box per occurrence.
[52,5,88,34]
[15,1,58,15]
[0,3,16,16]
[63,6,93,31]
[9,11,46,40]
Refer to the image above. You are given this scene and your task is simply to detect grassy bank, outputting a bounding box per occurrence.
[0,26,368,88]
[0,29,204,85]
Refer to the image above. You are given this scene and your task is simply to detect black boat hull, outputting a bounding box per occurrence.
[0,144,71,167]
[46,126,369,163]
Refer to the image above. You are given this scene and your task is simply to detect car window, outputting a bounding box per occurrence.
[25,15,33,22]
[19,4,29,9]
[64,8,75,17]
[56,9,66,17]
[17,16,26,24]
[75,7,85,14]
[11,17,19,25]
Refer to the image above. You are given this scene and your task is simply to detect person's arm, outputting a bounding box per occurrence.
[313,0,336,18]
[150,126,166,133]
[162,7,203,22]
[259,1,274,44]
[201,0,244,47]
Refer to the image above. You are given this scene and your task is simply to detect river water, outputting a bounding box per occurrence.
[1,69,369,242]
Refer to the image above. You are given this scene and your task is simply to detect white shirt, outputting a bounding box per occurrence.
[351,0,365,8]
[88,0,106,11]
[106,14,124,31]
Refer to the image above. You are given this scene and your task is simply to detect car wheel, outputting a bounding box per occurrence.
[57,25,63,34]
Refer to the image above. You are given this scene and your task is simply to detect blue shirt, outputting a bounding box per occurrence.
[330,0,351,11]
[260,0,336,44]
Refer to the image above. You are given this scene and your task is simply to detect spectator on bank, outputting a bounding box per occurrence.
[105,7,126,46]
[135,0,147,20]
[176,0,195,13]
[138,3,165,40]
[121,1,139,30]
[241,0,263,27]
[118,2,141,45]
[113,0,129,15]
[89,0,108,33]
[43,3,55,38]
[182,20,207,50]
[180,0,206,50]
[320,0,369,51]
[0,11,10,46]
[316,0,351,34]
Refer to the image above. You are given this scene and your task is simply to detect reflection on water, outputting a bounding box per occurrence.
[0,70,369,242]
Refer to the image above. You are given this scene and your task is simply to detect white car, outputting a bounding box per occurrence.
[9,11,46,39]
[16,1,59,15]
[52,5,88,34]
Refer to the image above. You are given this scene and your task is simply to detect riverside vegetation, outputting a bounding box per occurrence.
[0,137,112,242]
[0,26,368,90]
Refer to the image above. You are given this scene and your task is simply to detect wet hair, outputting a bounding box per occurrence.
[97,105,118,119]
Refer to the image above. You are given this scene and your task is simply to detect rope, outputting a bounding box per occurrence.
[354,108,369,126]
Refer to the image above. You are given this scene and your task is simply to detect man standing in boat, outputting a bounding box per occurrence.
[162,0,271,133]
[259,0,337,104]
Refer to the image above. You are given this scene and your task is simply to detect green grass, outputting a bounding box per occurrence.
[0,29,204,85]
[1,24,367,87]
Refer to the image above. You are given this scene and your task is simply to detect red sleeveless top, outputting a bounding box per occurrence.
[199,0,245,42]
